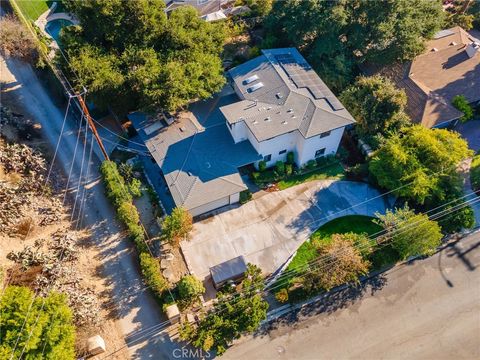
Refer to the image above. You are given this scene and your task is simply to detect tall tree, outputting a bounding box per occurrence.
[0,286,76,360]
[161,207,193,247]
[264,0,444,91]
[62,0,225,114]
[369,125,473,205]
[340,75,410,143]
[375,206,443,259]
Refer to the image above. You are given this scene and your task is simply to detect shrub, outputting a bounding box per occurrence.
[258,160,267,172]
[117,201,140,226]
[240,190,252,204]
[139,253,168,299]
[275,161,285,175]
[118,162,134,182]
[129,178,142,197]
[286,152,295,165]
[285,163,293,176]
[178,275,205,302]
[162,207,193,247]
[306,160,316,170]
[100,161,132,207]
[0,15,39,63]
[250,172,260,181]
[452,95,474,122]
[275,288,289,303]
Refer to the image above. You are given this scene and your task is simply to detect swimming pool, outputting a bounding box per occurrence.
[45,19,73,45]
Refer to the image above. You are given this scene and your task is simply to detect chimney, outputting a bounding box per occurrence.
[466,42,480,58]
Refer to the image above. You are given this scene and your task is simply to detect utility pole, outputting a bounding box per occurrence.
[76,93,110,161]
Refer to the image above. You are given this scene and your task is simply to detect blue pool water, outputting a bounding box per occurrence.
[45,19,73,45]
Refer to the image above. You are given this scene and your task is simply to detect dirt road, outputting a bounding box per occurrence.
[1,57,178,359]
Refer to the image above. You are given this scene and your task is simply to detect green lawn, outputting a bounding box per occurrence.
[277,162,345,190]
[285,215,382,276]
[471,155,480,192]
[13,0,51,21]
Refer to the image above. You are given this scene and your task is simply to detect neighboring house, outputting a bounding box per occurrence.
[220,48,355,168]
[129,48,353,217]
[164,0,232,20]
[362,27,480,128]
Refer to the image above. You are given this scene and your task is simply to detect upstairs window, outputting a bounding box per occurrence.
[320,131,331,138]
[279,149,287,155]
[263,154,272,162]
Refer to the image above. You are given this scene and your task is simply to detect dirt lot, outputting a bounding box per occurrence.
[0,91,128,359]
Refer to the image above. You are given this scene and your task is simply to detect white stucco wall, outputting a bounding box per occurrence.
[227,120,248,143]
[296,127,344,165]
[229,192,240,204]
[251,131,297,167]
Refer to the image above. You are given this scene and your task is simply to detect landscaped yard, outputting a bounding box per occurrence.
[275,215,401,302]
[277,162,345,190]
[471,154,480,193]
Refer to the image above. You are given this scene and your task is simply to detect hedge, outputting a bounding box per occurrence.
[100,161,168,303]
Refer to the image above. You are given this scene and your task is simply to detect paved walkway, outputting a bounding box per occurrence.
[181,180,391,280]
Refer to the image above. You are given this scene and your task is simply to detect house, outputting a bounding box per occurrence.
[220,48,355,168]
[129,48,353,217]
[362,27,480,128]
[164,0,231,20]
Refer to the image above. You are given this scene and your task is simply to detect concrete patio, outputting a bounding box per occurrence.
[181,179,392,280]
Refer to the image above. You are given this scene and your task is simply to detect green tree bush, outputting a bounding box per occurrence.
[375,206,443,259]
[275,161,285,175]
[0,286,75,360]
[179,264,268,355]
[286,151,295,164]
[340,76,411,143]
[62,0,226,115]
[258,160,267,172]
[178,275,205,303]
[139,253,168,299]
[129,178,142,198]
[452,95,474,122]
[161,207,193,247]
[369,125,473,205]
[100,161,132,207]
[285,163,293,176]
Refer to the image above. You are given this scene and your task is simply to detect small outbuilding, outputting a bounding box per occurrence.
[209,256,247,289]
[165,303,181,324]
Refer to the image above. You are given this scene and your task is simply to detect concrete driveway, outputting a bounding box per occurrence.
[181,180,391,280]
[454,119,480,152]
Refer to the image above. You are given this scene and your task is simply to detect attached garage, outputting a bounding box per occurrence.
[190,195,231,217]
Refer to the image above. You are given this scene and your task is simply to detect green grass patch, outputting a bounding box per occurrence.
[277,162,345,190]
[471,155,480,192]
[14,0,50,21]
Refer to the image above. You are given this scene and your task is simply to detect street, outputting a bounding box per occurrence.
[225,231,480,360]
[0,57,177,358]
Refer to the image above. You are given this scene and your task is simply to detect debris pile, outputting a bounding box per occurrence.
[0,140,63,233]
[7,230,101,326]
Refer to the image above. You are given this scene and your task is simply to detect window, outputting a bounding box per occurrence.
[320,131,331,138]
[263,154,272,162]
[315,148,326,158]
[279,149,287,155]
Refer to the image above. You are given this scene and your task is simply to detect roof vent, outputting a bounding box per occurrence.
[252,120,258,125]
[466,42,480,58]
[275,92,283,99]
[282,120,288,125]
[431,47,438,52]
[450,41,457,46]
[247,82,264,93]
[287,108,293,113]
[179,126,186,132]
[243,74,259,85]
[264,117,271,122]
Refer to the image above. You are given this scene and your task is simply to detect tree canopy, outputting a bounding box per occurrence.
[375,206,443,259]
[264,0,444,91]
[0,286,75,360]
[340,75,410,144]
[179,264,268,355]
[161,207,193,247]
[62,0,226,114]
[369,125,473,205]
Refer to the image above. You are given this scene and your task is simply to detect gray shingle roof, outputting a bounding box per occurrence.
[222,48,355,141]
[128,112,261,212]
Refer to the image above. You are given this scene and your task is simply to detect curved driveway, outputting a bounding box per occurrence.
[182,180,392,280]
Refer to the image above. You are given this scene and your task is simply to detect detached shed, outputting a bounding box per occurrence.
[210,256,247,289]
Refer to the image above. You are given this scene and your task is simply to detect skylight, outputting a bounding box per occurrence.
[243,74,259,85]
[247,82,264,93]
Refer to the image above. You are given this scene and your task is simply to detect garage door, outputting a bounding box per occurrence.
[190,196,230,217]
